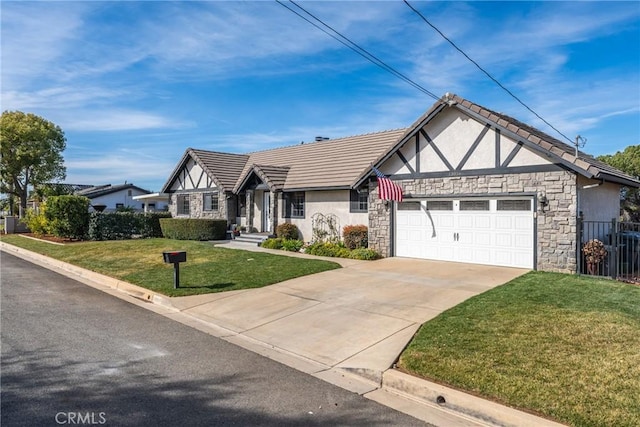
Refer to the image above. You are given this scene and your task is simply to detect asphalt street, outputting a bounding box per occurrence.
[1,251,424,426]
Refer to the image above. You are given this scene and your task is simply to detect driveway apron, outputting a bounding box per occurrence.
[172,256,527,381]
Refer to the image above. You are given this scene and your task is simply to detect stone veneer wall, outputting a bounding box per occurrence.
[168,191,228,222]
[368,170,578,273]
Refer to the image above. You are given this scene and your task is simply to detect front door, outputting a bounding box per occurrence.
[262,191,271,233]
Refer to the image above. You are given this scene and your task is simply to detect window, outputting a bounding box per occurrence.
[238,196,246,217]
[350,189,368,213]
[427,200,453,211]
[283,192,305,218]
[203,192,219,211]
[177,194,190,215]
[460,200,490,211]
[397,201,421,211]
[148,203,156,210]
[497,200,531,211]
[116,203,124,209]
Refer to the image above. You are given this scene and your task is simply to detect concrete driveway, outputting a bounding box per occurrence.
[171,255,527,383]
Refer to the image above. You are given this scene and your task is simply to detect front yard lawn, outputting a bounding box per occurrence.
[0,236,340,297]
[398,271,640,427]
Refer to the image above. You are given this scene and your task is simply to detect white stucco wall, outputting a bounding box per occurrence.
[577,176,621,222]
[277,190,368,241]
[90,188,150,211]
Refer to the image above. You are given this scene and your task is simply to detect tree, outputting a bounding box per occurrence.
[598,145,640,222]
[0,111,66,217]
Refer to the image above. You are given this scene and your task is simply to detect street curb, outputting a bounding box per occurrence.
[0,241,176,311]
[1,240,568,427]
[381,370,566,427]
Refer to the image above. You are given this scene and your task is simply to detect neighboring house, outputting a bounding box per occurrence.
[161,93,639,273]
[76,183,164,212]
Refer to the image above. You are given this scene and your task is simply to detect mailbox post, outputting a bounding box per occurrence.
[162,251,187,289]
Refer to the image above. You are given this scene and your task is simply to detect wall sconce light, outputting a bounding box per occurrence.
[538,194,549,212]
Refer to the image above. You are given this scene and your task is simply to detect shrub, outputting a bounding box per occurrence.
[349,248,380,260]
[305,241,347,257]
[261,237,283,249]
[88,212,171,241]
[343,225,368,249]
[159,218,227,241]
[45,195,90,239]
[23,204,49,235]
[276,223,300,240]
[281,239,303,252]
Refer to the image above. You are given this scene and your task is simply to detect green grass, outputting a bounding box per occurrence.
[398,271,640,427]
[1,235,340,297]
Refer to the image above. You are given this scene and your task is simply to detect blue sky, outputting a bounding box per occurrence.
[2,1,639,192]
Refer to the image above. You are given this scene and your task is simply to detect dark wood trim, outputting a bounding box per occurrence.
[415,134,420,173]
[396,151,416,175]
[195,169,204,189]
[453,104,595,178]
[390,163,564,180]
[501,141,523,168]
[420,129,454,171]
[495,129,501,168]
[456,124,490,171]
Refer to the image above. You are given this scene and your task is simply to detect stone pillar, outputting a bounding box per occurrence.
[246,190,254,232]
[270,191,279,235]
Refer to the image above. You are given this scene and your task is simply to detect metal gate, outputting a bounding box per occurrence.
[577,215,640,283]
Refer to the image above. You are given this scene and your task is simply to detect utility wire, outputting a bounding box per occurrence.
[403,0,574,144]
[276,0,440,100]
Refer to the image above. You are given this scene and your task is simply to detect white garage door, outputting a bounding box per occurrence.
[395,199,534,269]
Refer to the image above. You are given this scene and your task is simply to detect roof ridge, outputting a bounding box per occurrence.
[243,128,408,155]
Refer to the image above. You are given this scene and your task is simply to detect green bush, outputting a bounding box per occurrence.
[343,225,368,249]
[305,241,347,257]
[276,223,300,240]
[349,248,380,260]
[45,195,90,239]
[159,218,227,241]
[261,237,283,249]
[88,212,171,240]
[23,204,50,235]
[281,239,303,252]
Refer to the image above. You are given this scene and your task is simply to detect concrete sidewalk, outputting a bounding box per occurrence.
[1,239,566,426]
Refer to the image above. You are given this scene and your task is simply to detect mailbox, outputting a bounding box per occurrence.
[163,251,186,264]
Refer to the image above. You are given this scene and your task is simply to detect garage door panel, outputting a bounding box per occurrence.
[396,198,534,269]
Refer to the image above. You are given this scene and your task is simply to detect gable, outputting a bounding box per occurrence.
[168,158,217,192]
[379,107,556,178]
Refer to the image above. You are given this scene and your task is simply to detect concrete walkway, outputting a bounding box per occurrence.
[173,242,527,384]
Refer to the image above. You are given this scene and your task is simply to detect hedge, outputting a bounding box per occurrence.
[45,195,90,239]
[88,212,171,241]
[159,218,227,241]
[276,223,300,240]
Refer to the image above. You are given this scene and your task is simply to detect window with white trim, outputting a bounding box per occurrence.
[203,192,219,211]
[350,189,368,213]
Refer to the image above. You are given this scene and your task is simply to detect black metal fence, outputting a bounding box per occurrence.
[577,216,640,282]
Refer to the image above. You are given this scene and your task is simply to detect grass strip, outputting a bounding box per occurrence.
[398,271,640,427]
[1,235,340,297]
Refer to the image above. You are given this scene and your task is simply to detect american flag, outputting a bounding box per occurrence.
[372,166,403,202]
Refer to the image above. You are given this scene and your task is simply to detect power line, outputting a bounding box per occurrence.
[403,0,574,144]
[276,0,440,100]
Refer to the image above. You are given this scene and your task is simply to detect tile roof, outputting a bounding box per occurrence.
[369,93,639,187]
[235,164,291,192]
[189,149,249,191]
[238,129,408,191]
[167,93,638,194]
[452,94,640,186]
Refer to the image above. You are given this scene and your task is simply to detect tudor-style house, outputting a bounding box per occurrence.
[161,93,639,273]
